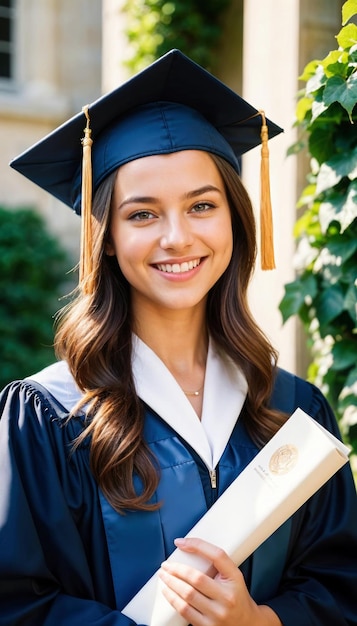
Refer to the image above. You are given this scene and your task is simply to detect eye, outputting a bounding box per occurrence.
[190,202,215,213]
[129,210,156,221]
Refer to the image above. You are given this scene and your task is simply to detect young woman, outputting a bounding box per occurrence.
[1,50,356,626]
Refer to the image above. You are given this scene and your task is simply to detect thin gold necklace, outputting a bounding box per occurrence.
[182,386,203,397]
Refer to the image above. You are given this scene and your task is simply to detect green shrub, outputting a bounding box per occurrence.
[279,0,357,458]
[0,206,74,388]
[124,0,231,72]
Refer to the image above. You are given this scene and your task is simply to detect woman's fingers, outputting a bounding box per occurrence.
[158,566,213,625]
[173,537,240,581]
[157,537,252,626]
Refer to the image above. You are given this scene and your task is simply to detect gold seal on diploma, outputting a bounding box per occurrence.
[269,445,299,475]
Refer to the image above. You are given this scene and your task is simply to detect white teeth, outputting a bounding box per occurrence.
[156,259,201,273]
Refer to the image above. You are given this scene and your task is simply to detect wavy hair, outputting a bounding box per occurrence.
[55,154,286,513]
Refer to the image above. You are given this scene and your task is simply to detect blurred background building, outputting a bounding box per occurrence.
[0,0,344,374]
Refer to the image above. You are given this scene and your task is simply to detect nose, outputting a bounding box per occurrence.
[160,213,194,250]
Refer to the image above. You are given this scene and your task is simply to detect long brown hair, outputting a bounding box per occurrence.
[55,154,286,513]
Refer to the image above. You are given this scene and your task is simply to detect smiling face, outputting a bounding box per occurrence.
[106,150,233,321]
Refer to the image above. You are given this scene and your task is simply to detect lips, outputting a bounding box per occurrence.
[155,258,201,274]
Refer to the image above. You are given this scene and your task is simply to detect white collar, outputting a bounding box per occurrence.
[27,360,83,409]
[132,336,247,469]
[28,337,248,470]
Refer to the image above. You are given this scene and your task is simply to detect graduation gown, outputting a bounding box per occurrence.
[0,339,356,626]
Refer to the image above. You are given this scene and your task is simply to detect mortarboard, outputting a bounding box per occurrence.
[10,49,283,290]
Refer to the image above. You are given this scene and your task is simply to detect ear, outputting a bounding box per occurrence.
[105,238,116,256]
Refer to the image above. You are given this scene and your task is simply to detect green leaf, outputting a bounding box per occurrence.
[305,65,327,95]
[326,234,357,263]
[341,254,357,284]
[321,50,349,78]
[315,284,345,326]
[316,147,357,195]
[323,73,357,120]
[344,282,357,322]
[342,0,357,26]
[336,23,357,49]
[299,59,320,82]
[350,43,357,62]
[295,96,313,123]
[279,274,318,323]
[296,183,317,209]
[327,179,357,233]
[308,126,335,163]
[344,366,357,391]
[331,338,357,370]
[316,163,343,195]
[319,188,357,234]
[311,98,329,122]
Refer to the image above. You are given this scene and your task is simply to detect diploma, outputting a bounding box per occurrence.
[122,408,350,626]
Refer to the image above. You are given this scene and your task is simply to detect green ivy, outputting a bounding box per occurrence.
[279,0,357,459]
[123,0,231,72]
[0,206,73,389]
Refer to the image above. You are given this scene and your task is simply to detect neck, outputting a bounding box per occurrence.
[133,304,208,419]
[133,303,208,388]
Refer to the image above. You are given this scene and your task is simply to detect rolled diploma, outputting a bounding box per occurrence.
[122,407,350,626]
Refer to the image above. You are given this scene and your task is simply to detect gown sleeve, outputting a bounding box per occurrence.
[265,382,357,626]
[0,381,140,626]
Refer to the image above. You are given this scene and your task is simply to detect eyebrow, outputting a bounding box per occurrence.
[184,185,222,199]
[118,196,157,210]
[118,185,222,210]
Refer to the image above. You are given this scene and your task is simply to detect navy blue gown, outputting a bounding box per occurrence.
[0,367,356,625]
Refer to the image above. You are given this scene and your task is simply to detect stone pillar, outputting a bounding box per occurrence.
[242,0,300,372]
[20,0,60,98]
[102,0,130,92]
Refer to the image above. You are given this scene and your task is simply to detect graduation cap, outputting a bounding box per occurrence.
[10,49,283,291]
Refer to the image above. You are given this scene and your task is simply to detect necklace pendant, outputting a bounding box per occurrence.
[183,387,202,397]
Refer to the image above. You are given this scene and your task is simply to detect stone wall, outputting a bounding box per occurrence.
[0,0,102,260]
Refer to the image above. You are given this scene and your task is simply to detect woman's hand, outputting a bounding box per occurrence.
[158,537,282,626]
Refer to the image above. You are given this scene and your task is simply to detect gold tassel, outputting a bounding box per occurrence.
[259,110,275,270]
[80,105,94,293]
